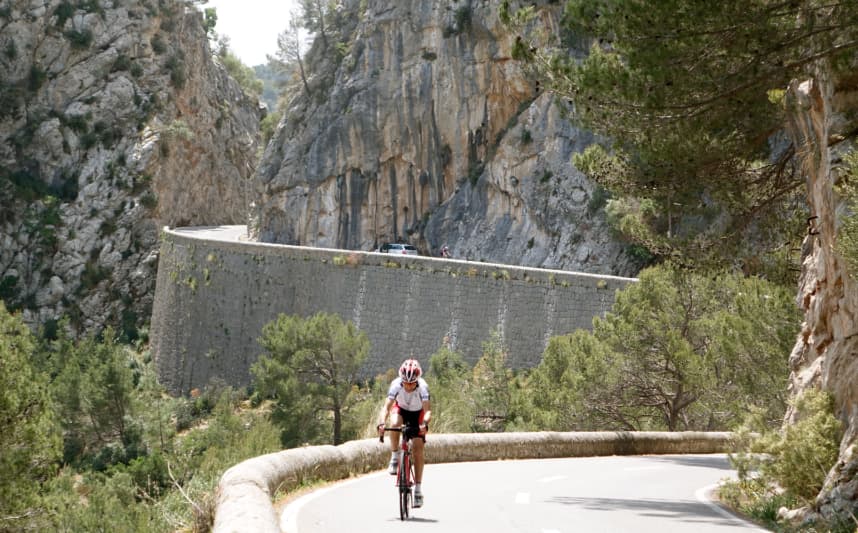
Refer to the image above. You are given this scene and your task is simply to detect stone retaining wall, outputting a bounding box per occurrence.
[213,431,736,533]
[151,227,636,394]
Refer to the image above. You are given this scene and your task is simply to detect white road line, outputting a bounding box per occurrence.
[281,472,386,533]
[694,483,768,531]
[538,475,567,483]
[623,465,664,471]
[515,492,531,504]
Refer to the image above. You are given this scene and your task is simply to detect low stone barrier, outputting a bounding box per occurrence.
[213,431,735,533]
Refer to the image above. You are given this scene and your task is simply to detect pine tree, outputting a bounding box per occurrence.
[510,0,858,272]
[253,312,369,446]
[519,265,799,431]
[0,302,60,529]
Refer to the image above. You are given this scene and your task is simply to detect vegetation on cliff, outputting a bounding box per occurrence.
[507,0,858,281]
[507,0,858,527]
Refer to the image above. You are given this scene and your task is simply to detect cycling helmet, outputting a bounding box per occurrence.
[399,359,422,383]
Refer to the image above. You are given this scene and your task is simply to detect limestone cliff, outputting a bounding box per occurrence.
[0,0,261,334]
[254,0,636,275]
[785,71,858,520]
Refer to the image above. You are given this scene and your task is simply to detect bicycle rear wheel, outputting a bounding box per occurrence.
[398,453,411,520]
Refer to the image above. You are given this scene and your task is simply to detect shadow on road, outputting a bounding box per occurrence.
[387,517,438,524]
[643,454,734,471]
[546,496,745,527]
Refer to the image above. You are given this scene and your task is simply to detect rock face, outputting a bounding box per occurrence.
[785,72,858,519]
[0,0,261,334]
[254,1,637,275]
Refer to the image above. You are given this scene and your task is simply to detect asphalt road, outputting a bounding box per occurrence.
[280,454,770,533]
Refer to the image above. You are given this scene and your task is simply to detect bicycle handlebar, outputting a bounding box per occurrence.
[378,424,426,443]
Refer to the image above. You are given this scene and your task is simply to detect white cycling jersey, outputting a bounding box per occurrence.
[387,377,430,411]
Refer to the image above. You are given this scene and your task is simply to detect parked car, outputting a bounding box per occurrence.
[378,243,419,255]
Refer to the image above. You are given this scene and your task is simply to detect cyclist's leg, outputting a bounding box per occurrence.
[389,407,403,452]
[412,436,425,483]
[387,407,404,474]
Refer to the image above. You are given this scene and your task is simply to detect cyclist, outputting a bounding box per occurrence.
[377,358,431,508]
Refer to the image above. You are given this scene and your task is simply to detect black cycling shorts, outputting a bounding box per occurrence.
[394,405,426,441]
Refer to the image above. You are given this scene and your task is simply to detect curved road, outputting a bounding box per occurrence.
[281,454,769,533]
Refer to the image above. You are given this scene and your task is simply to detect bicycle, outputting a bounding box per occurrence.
[379,424,421,520]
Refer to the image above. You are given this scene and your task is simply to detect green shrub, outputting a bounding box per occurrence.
[165,55,186,88]
[150,33,166,54]
[54,2,75,26]
[28,65,47,91]
[587,185,611,215]
[139,191,157,210]
[454,6,472,33]
[4,39,16,60]
[64,28,93,49]
[759,389,842,502]
[729,388,843,521]
[112,54,131,72]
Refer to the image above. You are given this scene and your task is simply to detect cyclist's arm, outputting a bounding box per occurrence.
[421,399,431,426]
[377,397,395,427]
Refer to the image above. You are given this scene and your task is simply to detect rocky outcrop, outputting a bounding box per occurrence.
[254,0,636,275]
[0,0,261,334]
[784,70,858,520]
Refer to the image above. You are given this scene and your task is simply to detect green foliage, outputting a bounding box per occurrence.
[41,326,137,468]
[835,150,858,275]
[424,334,530,434]
[587,184,611,215]
[253,312,370,445]
[260,108,283,145]
[718,476,799,529]
[425,346,474,433]
[0,302,61,529]
[518,264,799,431]
[203,6,217,36]
[165,55,186,88]
[4,38,17,60]
[54,2,75,27]
[219,51,264,98]
[726,389,845,528]
[518,329,615,431]
[470,331,513,432]
[508,0,856,270]
[39,468,171,532]
[64,28,93,49]
[454,6,472,33]
[28,64,47,91]
[150,33,166,54]
[759,390,842,502]
[0,314,282,531]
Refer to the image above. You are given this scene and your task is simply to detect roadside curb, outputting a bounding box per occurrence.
[213,431,735,533]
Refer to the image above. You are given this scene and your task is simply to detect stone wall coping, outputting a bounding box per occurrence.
[162,226,639,284]
[213,430,735,533]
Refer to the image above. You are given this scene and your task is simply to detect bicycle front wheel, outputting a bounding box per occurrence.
[398,454,411,520]
[399,484,411,520]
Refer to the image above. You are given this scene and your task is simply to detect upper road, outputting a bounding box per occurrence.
[281,454,768,533]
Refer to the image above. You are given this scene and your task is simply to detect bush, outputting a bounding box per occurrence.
[65,28,93,49]
[759,389,842,502]
[727,388,844,528]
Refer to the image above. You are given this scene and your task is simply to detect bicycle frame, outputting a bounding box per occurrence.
[380,426,417,520]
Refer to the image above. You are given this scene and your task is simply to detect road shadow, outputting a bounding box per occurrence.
[386,517,438,524]
[547,495,750,527]
[642,454,734,471]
